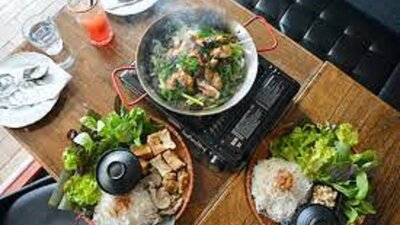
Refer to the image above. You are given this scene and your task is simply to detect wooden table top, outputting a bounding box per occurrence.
[6,0,399,224]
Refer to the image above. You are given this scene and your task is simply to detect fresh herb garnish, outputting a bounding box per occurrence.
[61,108,157,210]
[63,174,101,208]
[178,54,200,75]
[271,123,378,224]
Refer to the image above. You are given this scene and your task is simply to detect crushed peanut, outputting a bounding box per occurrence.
[311,185,338,208]
[274,169,294,191]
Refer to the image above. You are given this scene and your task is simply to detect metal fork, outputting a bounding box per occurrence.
[0,65,47,99]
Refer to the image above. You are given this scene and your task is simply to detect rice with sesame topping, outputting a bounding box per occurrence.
[251,158,312,223]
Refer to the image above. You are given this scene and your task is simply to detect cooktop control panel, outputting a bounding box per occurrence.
[120,56,300,170]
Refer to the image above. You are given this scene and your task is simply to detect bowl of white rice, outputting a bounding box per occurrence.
[248,157,312,224]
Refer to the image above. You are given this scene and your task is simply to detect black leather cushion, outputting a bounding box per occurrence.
[380,63,400,109]
[301,19,342,58]
[1,183,85,225]
[235,0,400,111]
[353,54,396,94]
[253,0,291,25]
[327,34,367,74]
[279,3,315,41]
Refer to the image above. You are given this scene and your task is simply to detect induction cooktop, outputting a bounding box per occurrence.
[120,56,300,170]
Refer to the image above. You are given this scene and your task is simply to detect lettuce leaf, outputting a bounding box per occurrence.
[62,147,81,171]
[80,116,97,131]
[98,108,156,145]
[355,172,369,200]
[335,123,358,147]
[73,132,95,153]
[271,124,336,179]
[63,174,100,207]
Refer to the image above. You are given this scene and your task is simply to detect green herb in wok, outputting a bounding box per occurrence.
[151,26,245,110]
[61,107,157,210]
[178,54,200,75]
[271,123,378,224]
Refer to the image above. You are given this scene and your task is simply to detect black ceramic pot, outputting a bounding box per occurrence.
[294,204,339,225]
[96,148,142,195]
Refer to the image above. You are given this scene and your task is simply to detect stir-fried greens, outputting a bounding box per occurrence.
[151,26,245,110]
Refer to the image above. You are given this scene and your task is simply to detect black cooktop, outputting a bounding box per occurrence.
[120,56,300,170]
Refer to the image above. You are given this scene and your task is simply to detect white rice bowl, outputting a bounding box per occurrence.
[251,158,312,223]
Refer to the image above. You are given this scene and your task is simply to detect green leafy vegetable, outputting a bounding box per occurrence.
[335,123,359,147]
[160,86,187,103]
[350,149,378,171]
[358,199,376,214]
[181,93,204,106]
[98,108,155,146]
[196,26,225,38]
[61,107,157,211]
[271,123,378,224]
[178,54,199,75]
[344,202,359,224]
[73,132,95,153]
[271,124,336,179]
[80,116,97,131]
[355,172,369,200]
[152,40,175,84]
[62,147,81,171]
[64,174,101,208]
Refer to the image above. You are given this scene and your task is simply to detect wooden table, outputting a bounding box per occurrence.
[6,0,399,224]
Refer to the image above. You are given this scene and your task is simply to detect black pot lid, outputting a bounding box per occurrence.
[295,204,339,225]
[96,148,142,195]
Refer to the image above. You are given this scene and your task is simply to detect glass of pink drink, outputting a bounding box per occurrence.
[67,0,114,46]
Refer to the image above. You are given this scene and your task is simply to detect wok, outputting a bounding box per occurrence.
[112,9,277,116]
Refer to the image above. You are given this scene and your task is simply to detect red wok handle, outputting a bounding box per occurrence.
[243,15,278,52]
[111,65,148,109]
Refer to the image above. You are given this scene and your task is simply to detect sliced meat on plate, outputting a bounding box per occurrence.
[147,129,177,155]
[150,155,173,177]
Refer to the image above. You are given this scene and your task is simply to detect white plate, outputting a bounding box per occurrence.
[102,0,160,16]
[0,52,70,128]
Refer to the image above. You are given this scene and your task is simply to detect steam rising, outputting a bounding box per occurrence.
[150,0,254,50]
[152,0,230,25]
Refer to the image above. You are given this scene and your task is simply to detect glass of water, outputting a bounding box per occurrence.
[22,14,75,69]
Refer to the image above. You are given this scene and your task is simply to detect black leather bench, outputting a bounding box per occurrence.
[0,176,85,225]
[235,0,400,111]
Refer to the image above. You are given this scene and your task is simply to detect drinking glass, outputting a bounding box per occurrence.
[67,0,114,46]
[22,14,75,69]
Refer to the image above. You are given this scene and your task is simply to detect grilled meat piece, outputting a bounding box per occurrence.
[211,45,232,58]
[178,170,190,194]
[132,144,153,159]
[162,150,186,171]
[149,187,172,210]
[147,129,176,156]
[162,172,178,194]
[204,69,223,90]
[150,155,172,177]
[165,70,194,91]
[159,197,184,216]
[197,80,220,99]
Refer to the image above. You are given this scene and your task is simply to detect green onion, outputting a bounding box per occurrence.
[181,93,204,106]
